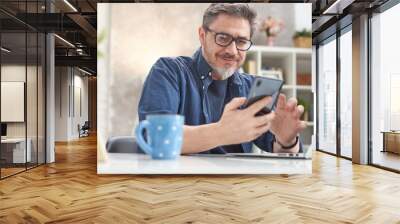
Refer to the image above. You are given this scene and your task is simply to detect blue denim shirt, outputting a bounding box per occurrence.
[138,48,296,154]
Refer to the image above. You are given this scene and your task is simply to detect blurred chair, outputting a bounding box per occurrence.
[106,136,143,153]
[79,121,90,138]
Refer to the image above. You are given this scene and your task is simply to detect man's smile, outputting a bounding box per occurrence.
[217,54,238,66]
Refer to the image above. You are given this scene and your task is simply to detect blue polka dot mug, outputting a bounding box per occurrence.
[135,114,184,160]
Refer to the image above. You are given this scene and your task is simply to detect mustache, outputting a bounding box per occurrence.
[218,53,238,60]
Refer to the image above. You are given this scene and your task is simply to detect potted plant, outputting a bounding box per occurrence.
[297,98,311,121]
[293,29,312,48]
[260,16,285,46]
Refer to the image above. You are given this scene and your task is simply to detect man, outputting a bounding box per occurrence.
[138,3,307,154]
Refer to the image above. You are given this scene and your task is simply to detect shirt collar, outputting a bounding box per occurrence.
[193,47,242,86]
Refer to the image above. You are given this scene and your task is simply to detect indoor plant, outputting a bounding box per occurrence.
[293,29,312,48]
[297,98,311,121]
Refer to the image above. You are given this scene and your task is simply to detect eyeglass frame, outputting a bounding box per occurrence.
[203,26,253,51]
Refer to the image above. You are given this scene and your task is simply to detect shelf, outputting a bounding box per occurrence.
[249,46,312,55]
[245,45,314,149]
[282,85,312,91]
[296,85,312,90]
[282,85,295,89]
[260,70,283,80]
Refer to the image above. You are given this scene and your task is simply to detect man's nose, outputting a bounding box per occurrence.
[225,40,239,56]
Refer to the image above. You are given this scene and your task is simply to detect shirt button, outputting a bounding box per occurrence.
[201,75,205,79]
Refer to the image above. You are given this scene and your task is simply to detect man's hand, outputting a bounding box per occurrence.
[216,97,276,146]
[181,97,276,154]
[270,94,307,147]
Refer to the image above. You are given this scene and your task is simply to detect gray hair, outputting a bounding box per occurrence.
[202,3,257,37]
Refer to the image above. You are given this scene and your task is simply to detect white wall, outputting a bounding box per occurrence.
[1,65,25,130]
[72,73,89,138]
[1,65,38,138]
[1,82,24,122]
[55,67,68,141]
[294,3,312,31]
[54,67,89,141]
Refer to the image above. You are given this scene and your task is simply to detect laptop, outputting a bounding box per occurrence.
[228,138,314,159]
[227,151,311,160]
[188,137,314,160]
[187,147,312,160]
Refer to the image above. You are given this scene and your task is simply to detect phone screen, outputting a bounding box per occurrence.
[243,77,283,115]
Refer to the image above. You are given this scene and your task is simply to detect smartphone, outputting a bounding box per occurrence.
[243,76,284,115]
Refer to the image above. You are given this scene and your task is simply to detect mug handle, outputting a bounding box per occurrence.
[135,120,153,155]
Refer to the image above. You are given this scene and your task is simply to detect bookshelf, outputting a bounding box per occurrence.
[243,46,314,152]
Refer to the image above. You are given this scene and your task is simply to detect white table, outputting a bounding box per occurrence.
[1,138,31,163]
[98,153,312,175]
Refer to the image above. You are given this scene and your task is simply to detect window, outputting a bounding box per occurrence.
[339,28,352,158]
[370,3,400,171]
[0,2,46,179]
[317,36,337,154]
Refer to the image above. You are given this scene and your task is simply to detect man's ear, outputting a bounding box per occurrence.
[198,26,206,46]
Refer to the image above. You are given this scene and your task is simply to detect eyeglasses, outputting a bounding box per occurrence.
[204,27,252,51]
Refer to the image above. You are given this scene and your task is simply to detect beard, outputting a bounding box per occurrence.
[201,46,242,80]
[212,66,236,80]
[212,52,239,80]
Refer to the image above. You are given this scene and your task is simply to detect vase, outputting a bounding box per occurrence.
[266,36,275,46]
[293,37,312,48]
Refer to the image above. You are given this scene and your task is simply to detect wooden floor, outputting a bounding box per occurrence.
[1,163,45,178]
[1,135,400,223]
[373,151,400,171]
[1,167,26,178]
